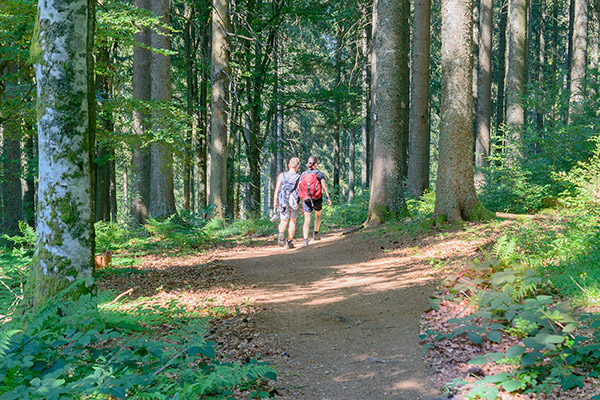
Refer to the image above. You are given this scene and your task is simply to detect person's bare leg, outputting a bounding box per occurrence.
[303,212,311,239]
[314,210,322,233]
[279,218,288,234]
[288,218,297,240]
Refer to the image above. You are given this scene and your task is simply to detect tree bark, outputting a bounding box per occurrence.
[407,0,431,197]
[495,0,508,133]
[131,0,151,224]
[348,128,355,202]
[434,0,486,223]
[475,0,492,179]
[95,57,112,222]
[149,0,176,219]
[334,25,343,195]
[209,0,230,219]
[505,0,527,158]
[30,0,95,305]
[568,0,589,118]
[22,130,36,227]
[360,12,371,190]
[1,63,24,236]
[590,0,599,94]
[365,0,409,226]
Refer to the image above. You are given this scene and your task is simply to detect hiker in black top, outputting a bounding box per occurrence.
[299,156,332,246]
[273,157,301,249]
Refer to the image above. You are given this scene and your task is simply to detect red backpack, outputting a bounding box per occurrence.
[298,171,322,201]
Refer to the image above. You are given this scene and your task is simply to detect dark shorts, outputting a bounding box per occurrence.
[302,198,323,213]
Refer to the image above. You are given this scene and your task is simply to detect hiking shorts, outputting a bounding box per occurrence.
[279,205,299,221]
[302,198,323,213]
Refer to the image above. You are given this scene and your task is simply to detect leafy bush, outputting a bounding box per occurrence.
[322,191,369,228]
[95,221,132,253]
[0,287,277,399]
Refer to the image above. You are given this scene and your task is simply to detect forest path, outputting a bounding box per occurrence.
[222,228,476,400]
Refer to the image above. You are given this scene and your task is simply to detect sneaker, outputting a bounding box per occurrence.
[278,232,285,246]
[313,231,321,241]
[286,239,295,249]
[303,238,309,247]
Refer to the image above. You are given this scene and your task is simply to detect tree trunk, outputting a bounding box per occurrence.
[495,0,508,132]
[568,0,589,118]
[30,0,95,305]
[407,0,431,197]
[365,0,409,226]
[434,0,486,223]
[95,60,112,222]
[149,0,176,218]
[360,12,371,190]
[1,63,24,236]
[334,25,343,195]
[183,3,195,212]
[131,0,151,224]
[209,0,230,219]
[589,0,599,94]
[348,128,355,202]
[22,130,36,227]
[505,0,527,158]
[475,0,493,179]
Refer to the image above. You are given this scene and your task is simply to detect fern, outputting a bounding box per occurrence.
[493,235,518,261]
[0,329,21,358]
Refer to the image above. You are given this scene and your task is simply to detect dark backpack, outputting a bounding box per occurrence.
[298,171,322,201]
[278,171,300,209]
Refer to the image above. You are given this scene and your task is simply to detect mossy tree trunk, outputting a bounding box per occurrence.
[434,0,489,224]
[365,0,410,226]
[30,0,95,306]
[209,0,231,219]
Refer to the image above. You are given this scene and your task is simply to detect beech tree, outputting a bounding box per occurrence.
[30,0,95,306]
[568,0,589,118]
[209,0,230,219]
[365,0,409,225]
[434,0,487,223]
[505,0,526,156]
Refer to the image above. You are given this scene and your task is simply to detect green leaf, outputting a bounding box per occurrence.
[469,355,489,365]
[486,331,502,343]
[107,386,126,399]
[500,379,523,392]
[544,335,566,345]
[521,352,539,366]
[506,345,526,358]
[467,331,483,344]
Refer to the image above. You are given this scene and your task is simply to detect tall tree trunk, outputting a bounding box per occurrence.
[568,0,589,118]
[22,130,36,227]
[209,0,230,219]
[495,0,508,132]
[334,25,343,195]
[360,12,371,190]
[589,0,599,94]
[365,0,409,226]
[475,0,493,180]
[131,0,151,224]
[434,0,486,223]
[505,0,527,159]
[149,0,176,218]
[536,0,546,130]
[95,59,112,222]
[348,128,355,201]
[183,3,195,212]
[407,0,431,197]
[1,63,24,236]
[30,0,95,305]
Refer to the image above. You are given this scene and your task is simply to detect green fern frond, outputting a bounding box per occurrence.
[0,329,21,358]
[492,235,518,261]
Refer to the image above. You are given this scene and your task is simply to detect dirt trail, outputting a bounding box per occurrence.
[223,230,448,400]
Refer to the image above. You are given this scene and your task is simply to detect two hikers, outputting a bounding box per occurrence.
[273,155,332,249]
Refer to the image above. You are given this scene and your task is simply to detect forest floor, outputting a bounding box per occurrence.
[98,221,598,400]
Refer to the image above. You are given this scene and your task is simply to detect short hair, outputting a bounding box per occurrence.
[306,156,318,169]
[288,157,300,168]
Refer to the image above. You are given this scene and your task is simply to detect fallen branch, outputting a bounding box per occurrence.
[108,288,134,305]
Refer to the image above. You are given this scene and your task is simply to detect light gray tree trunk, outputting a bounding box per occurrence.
[590,0,599,94]
[131,0,151,224]
[505,0,527,158]
[365,0,409,226]
[407,0,431,197]
[434,0,487,223]
[475,0,493,180]
[569,0,589,118]
[209,0,230,219]
[30,0,95,305]
[149,0,176,218]
[495,0,508,133]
